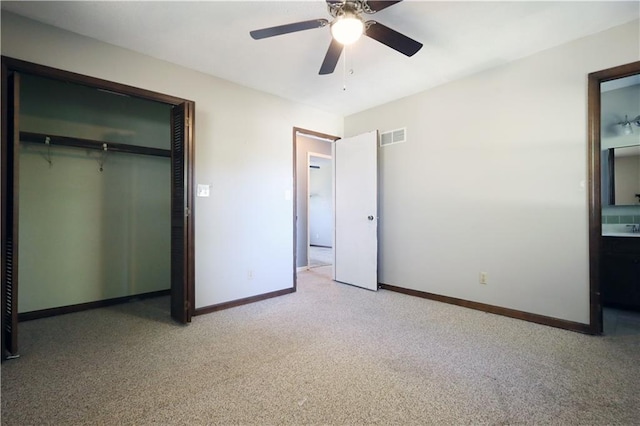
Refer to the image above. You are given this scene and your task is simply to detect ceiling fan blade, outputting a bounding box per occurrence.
[364,1,403,13]
[364,21,422,57]
[250,19,328,40]
[319,38,344,75]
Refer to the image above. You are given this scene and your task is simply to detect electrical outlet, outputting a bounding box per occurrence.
[479,272,488,285]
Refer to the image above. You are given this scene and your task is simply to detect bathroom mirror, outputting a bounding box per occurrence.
[603,144,640,205]
[601,74,640,206]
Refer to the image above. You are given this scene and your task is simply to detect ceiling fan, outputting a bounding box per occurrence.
[249,0,423,75]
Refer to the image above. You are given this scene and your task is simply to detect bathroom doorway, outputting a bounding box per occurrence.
[587,60,640,335]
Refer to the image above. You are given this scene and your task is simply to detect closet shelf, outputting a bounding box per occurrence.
[20,131,171,158]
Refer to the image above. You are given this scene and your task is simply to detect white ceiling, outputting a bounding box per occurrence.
[2,1,638,116]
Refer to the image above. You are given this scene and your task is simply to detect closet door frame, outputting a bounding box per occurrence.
[1,56,195,359]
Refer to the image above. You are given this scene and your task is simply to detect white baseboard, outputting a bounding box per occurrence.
[296,266,308,273]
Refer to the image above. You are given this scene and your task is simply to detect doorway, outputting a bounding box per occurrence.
[587,60,640,335]
[293,127,380,292]
[293,128,338,286]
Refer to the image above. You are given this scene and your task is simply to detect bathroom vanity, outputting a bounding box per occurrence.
[601,235,640,310]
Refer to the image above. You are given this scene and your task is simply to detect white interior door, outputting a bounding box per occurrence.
[333,130,378,291]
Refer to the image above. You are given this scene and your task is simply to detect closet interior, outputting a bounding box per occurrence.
[3,57,194,360]
[18,74,172,318]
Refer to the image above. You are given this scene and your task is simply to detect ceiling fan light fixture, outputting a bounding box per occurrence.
[331,12,364,45]
[249,0,422,75]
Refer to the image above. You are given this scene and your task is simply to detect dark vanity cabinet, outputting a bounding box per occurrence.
[601,237,640,310]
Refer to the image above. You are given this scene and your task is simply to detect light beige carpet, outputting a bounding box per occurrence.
[2,266,640,425]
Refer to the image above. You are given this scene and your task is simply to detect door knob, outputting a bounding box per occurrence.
[368,215,374,221]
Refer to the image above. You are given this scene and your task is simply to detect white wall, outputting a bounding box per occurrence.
[309,156,333,247]
[345,20,640,324]
[2,12,343,309]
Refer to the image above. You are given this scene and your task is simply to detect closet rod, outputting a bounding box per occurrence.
[20,131,171,158]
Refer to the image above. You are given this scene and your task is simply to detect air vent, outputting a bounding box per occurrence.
[380,127,406,147]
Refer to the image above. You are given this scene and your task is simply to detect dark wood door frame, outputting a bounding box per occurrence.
[587,60,640,335]
[1,56,196,359]
[292,127,339,289]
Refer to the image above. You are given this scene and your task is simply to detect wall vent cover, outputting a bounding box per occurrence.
[380,128,406,146]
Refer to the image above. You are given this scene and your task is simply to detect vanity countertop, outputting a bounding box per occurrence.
[603,232,640,238]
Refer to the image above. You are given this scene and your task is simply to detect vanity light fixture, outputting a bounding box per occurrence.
[618,114,640,135]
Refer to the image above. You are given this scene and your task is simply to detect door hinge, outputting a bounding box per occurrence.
[185,207,191,217]
[184,300,190,311]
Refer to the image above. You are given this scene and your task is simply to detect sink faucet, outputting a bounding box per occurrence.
[626,224,640,233]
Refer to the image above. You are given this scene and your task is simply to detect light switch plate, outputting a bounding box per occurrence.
[197,184,210,197]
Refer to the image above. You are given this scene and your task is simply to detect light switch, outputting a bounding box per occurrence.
[197,184,210,197]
